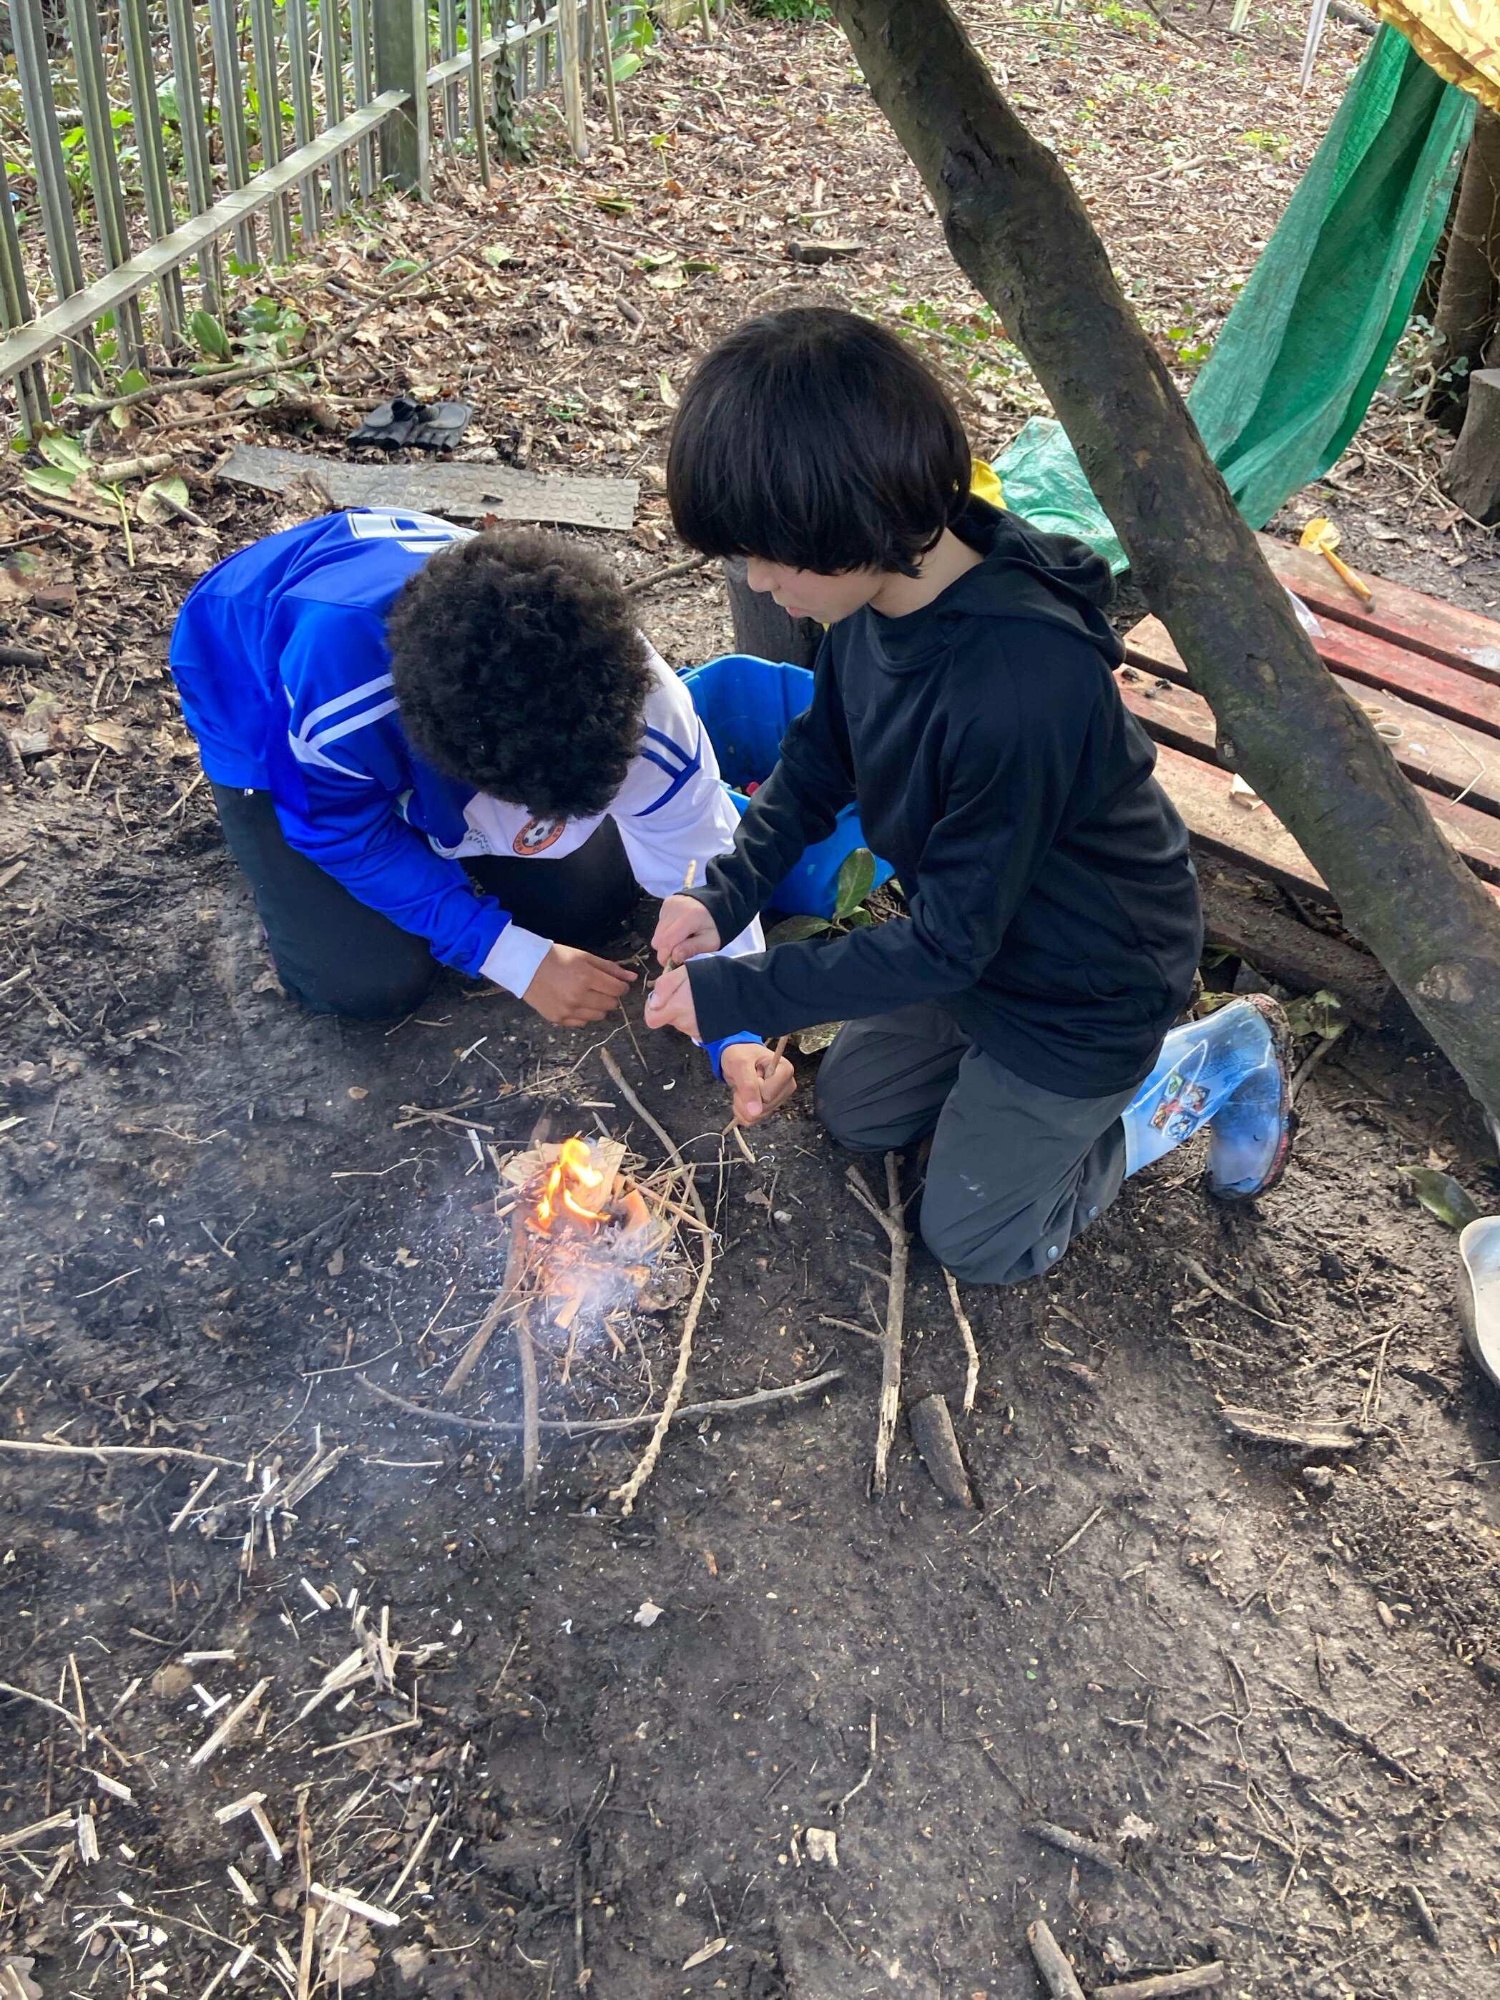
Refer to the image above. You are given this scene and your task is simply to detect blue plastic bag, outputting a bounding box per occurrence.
[680,654,894,919]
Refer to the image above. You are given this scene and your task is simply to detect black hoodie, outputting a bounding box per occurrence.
[685,499,1203,1098]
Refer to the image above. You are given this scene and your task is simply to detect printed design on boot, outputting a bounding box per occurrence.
[1149,1063,1211,1146]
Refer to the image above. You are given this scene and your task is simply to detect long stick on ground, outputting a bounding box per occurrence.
[1027,1920,1087,2000]
[517,1305,541,1508]
[846,1154,908,1499]
[609,1199,713,1518]
[442,1224,530,1399]
[0,1439,243,1469]
[599,1047,706,1226]
[943,1269,980,1415]
[360,1367,843,1435]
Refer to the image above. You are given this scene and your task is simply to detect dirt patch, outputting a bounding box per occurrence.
[5,6,1500,1997]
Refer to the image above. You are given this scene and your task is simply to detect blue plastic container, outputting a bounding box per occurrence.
[679,654,894,919]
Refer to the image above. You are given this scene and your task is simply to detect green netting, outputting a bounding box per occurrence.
[993,27,1476,570]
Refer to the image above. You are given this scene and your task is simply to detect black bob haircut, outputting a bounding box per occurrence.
[666,306,971,578]
[387,528,652,822]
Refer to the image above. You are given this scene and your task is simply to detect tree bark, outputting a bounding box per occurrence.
[831,0,1500,1120]
[1433,108,1500,392]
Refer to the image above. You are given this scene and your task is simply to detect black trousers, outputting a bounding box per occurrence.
[212,784,640,1020]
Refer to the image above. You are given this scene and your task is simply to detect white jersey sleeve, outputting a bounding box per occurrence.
[612,649,764,960]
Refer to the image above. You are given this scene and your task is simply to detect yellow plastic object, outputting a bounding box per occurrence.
[970,457,1005,510]
[1299,515,1376,606]
[1374,2,1500,117]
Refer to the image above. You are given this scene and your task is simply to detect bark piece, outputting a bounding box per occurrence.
[1444,368,1500,524]
[218,443,638,531]
[1220,1407,1366,1452]
[907,1392,975,1508]
[1088,1968,1225,1999]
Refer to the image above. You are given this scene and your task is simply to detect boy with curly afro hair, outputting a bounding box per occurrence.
[169,508,793,1123]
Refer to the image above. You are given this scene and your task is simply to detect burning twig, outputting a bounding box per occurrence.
[846,1156,909,1499]
[609,1190,715,1518]
[359,1368,844,1435]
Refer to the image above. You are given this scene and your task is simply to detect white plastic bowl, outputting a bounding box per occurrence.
[1457,1216,1500,1390]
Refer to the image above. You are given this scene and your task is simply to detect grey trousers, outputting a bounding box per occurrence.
[815,1003,1141,1287]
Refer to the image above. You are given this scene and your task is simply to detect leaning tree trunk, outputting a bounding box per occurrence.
[1433,107,1500,396]
[833,0,1500,1119]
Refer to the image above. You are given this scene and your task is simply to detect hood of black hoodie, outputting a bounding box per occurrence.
[864,496,1122,675]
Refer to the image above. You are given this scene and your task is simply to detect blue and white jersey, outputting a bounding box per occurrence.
[169,509,764,1012]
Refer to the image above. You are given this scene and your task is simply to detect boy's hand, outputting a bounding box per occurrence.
[523,944,635,1026]
[644,965,699,1039]
[721,1042,796,1126]
[653,894,720,967]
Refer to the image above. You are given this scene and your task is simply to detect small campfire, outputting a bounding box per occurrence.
[511,1135,670,1332]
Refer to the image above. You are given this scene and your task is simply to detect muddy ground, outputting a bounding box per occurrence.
[6,4,1500,1997]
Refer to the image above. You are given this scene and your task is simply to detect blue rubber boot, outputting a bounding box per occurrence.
[1123,995,1294,1198]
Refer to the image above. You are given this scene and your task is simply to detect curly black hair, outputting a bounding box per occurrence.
[386,528,653,821]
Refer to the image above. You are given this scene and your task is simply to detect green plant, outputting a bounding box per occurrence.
[765,848,880,946]
[612,7,656,81]
[1240,128,1290,159]
[1164,322,1211,370]
[744,0,829,19]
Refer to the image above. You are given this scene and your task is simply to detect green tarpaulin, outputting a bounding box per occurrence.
[994,27,1477,570]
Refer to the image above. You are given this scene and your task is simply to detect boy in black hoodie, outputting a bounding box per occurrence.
[645,308,1293,1284]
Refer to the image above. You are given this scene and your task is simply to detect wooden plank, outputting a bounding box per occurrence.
[1149,741,1329,898]
[1120,633,1500,815]
[1120,666,1500,883]
[217,443,639,532]
[1258,533,1500,690]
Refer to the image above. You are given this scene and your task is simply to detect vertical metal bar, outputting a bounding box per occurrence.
[324,0,351,217]
[65,0,147,369]
[372,0,431,197]
[119,0,187,341]
[208,0,259,266]
[166,0,224,312]
[350,0,378,198]
[580,0,594,99]
[286,0,321,236]
[438,0,460,150]
[0,138,49,434]
[10,0,98,389]
[248,0,294,260]
[510,0,528,104]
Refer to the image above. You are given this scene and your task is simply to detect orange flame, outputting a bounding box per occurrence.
[534,1137,607,1233]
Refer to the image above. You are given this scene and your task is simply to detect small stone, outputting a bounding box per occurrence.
[1376,1601,1397,1631]
[804,1827,838,1867]
[1302,1465,1336,1496]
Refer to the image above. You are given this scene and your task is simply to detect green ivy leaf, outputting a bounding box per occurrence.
[36,431,89,476]
[834,846,876,922]
[22,464,80,498]
[117,369,150,396]
[188,307,232,360]
[767,913,830,945]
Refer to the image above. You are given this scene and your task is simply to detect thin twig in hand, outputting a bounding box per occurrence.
[944,1270,980,1414]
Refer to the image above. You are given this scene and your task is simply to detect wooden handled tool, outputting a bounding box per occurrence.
[1299,516,1374,607]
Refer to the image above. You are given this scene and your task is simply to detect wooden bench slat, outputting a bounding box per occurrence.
[1148,741,1328,898]
[1259,533,1500,690]
[1121,671,1500,886]
[1122,622,1500,815]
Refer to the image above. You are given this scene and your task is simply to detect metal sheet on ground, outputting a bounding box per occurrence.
[217,443,639,531]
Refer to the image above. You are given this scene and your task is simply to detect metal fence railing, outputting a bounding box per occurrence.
[0,0,637,435]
